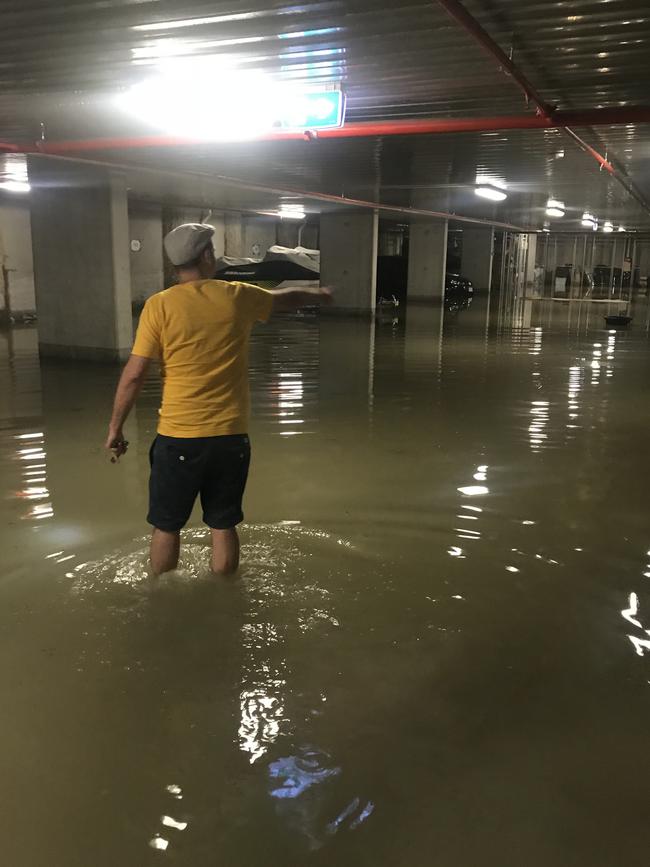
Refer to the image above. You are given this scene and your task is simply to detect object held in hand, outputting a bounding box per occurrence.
[110,439,129,463]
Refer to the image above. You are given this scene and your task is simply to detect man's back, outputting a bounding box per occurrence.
[132,279,272,437]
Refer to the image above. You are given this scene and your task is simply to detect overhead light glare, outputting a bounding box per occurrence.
[581,212,597,229]
[132,11,271,31]
[0,180,30,193]
[546,199,565,218]
[475,184,507,202]
[602,221,614,233]
[116,64,345,139]
[278,204,306,220]
[618,226,626,233]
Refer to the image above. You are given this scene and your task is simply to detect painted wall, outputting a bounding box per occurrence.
[0,198,36,316]
[242,216,277,258]
[128,202,164,304]
[276,220,319,250]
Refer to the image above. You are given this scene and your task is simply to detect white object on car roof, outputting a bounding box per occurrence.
[264,245,320,271]
[215,246,321,275]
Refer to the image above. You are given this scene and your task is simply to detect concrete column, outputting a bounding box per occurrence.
[407,219,448,301]
[524,234,537,287]
[461,227,495,290]
[28,156,133,361]
[0,200,36,319]
[637,240,650,289]
[320,210,378,313]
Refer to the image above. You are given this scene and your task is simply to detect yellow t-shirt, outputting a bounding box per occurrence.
[132,280,273,437]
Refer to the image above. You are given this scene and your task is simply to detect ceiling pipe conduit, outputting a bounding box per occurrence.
[433,0,650,214]
[1,107,650,155]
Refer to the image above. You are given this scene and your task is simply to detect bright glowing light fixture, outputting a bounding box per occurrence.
[475,183,507,202]
[0,180,30,193]
[581,212,597,229]
[618,226,626,233]
[278,203,306,220]
[133,11,274,31]
[116,63,345,139]
[546,199,565,218]
[0,156,30,193]
[602,221,614,233]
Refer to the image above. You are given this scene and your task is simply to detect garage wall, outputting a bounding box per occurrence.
[128,202,164,304]
[276,219,319,250]
[0,198,36,317]
[242,215,277,257]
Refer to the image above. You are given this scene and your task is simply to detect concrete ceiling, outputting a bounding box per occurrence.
[1,0,650,230]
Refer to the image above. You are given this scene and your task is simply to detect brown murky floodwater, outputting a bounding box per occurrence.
[2,295,650,866]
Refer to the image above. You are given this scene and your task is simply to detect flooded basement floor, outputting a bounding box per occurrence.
[2,296,650,866]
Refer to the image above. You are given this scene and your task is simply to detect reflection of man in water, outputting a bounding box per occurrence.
[105,223,331,576]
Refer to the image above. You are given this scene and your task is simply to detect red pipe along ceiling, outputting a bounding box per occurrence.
[1,107,650,156]
[433,0,650,214]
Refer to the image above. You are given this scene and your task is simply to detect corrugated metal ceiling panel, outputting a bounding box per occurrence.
[0,0,649,228]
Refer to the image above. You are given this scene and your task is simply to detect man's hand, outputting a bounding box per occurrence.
[105,428,129,463]
[317,286,334,305]
[271,285,335,313]
[104,354,151,463]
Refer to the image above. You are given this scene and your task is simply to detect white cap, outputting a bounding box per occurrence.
[163,223,215,266]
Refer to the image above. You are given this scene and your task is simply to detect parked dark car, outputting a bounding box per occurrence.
[214,246,320,287]
[214,249,474,310]
[445,271,474,309]
[593,265,623,296]
[376,255,474,309]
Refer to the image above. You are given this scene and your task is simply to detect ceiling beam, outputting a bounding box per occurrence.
[2,106,650,155]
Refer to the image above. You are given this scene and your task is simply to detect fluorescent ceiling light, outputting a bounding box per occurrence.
[546,199,565,218]
[475,184,507,202]
[602,221,614,233]
[0,180,30,193]
[581,212,597,228]
[131,35,265,60]
[618,226,626,233]
[132,11,272,31]
[278,204,306,220]
[279,28,343,39]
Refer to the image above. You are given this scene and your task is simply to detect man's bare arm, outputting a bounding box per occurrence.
[104,354,152,459]
[270,285,333,313]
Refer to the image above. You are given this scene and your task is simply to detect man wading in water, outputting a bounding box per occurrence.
[105,223,331,576]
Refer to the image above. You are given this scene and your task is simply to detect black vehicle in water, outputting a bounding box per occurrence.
[376,255,474,310]
[214,248,473,311]
[214,246,321,288]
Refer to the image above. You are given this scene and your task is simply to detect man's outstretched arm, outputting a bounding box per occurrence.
[104,354,151,459]
[270,285,333,313]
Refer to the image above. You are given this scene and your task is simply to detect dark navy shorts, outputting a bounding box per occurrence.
[148,434,251,532]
